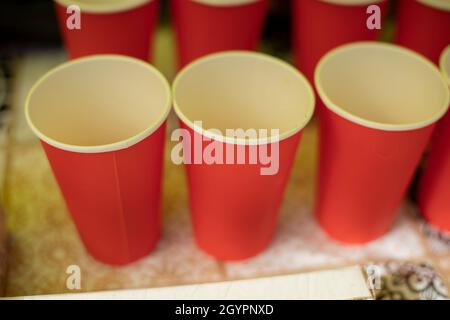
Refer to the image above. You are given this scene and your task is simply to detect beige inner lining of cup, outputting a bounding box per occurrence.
[27,56,169,151]
[319,0,385,5]
[173,52,315,144]
[54,0,153,13]
[441,46,450,86]
[191,0,261,6]
[418,0,450,11]
[315,43,449,131]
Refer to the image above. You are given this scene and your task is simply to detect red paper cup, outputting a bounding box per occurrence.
[170,0,268,68]
[315,42,450,244]
[293,0,388,83]
[172,52,315,260]
[54,0,159,61]
[396,0,450,65]
[418,45,450,231]
[25,55,171,265]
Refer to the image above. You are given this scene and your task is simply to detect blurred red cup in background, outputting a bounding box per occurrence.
[170,0,268,68]
[315,42,449,244]
[418,45,450,231]
[54,0,159,61]
[396,0,450,65]
[25,55,171,265]
[292,0,388,83]
[173,52,315,260]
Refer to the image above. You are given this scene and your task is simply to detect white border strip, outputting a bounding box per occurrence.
[7,266,372,300]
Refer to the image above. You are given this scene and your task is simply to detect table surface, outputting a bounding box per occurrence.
[1,28,449,300]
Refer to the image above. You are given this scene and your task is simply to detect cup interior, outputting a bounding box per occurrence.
[319,0,385,5]
[418,0,450,11]
[191,0,262,6]
[315,42,450,131]
[26,56,170,152]
[54,0,152,13]
[173,52,315,143]
[441,46,450,87]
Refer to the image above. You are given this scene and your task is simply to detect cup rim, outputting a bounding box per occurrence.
[314,41,450,132]
[417,0,450,11]
[190,0,262,7]
[54,0,154,14]
[319,0,385,6]
[172,51,316,146]
[25,54,171,153]
[440,45,450,86]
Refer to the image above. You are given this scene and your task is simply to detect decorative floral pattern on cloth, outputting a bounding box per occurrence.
[419,219,450,292]
[365,262,448,300]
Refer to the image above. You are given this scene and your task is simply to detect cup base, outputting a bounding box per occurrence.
[419,210,450,234]
[82,230,161,266]
[195,234,274,261]
[316,214,390,245]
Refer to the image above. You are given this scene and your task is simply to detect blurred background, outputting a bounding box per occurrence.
[0,0,294,120]
[0,1,291,53]
[0,0,397,126]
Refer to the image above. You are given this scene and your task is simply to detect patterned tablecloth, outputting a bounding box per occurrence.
[1,30,449,299]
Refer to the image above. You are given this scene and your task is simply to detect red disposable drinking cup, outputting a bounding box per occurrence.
[170,0,268,68]
[172,52,315,260]
[315,42,450,244]
[418,45,450,231]
[25,55,171,265]
[396,0,450,65]
[292,0,388,83]
[54,0,159,61]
